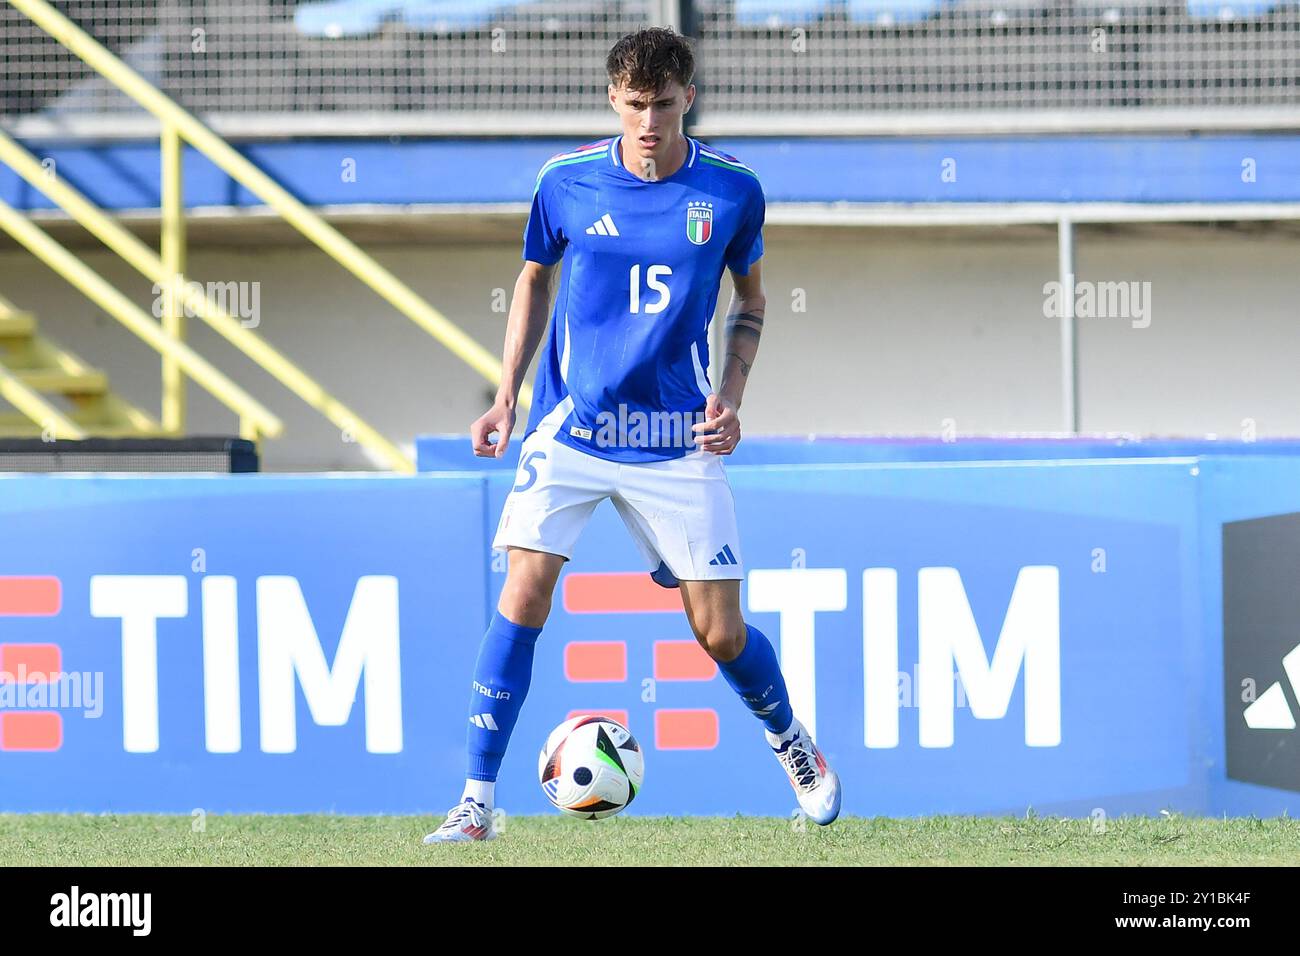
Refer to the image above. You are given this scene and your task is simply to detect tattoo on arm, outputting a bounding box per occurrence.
[725,311,764,343]
[727,352,752,377]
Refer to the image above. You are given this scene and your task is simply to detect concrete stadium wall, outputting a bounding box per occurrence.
[1,222,1298,469]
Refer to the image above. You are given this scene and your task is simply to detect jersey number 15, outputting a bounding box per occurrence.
[629,264,672,315]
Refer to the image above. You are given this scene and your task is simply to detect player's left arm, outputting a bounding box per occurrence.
[694,260,765,455]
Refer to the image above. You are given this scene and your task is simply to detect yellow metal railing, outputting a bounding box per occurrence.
[0,125,407,469]
[0,363,85,440]
[160,123,185,434]
[0,197,283,440]
[0,292,26,320]
[0,290,160,436]
[7,0,531,473]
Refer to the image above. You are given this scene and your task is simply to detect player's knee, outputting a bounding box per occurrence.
[692,617,746,662]
[497,582,552,629]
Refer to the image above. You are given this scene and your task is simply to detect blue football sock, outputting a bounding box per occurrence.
[717,624,794,735]
[466,610,542,782]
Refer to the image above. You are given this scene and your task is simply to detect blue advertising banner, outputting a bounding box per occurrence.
[0,458,1235,818]
[0,476,488,813]
[492,460,1202,818]
[416,433,1300,471]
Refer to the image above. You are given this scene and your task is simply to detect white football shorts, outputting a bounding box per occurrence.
[492,430,744,582]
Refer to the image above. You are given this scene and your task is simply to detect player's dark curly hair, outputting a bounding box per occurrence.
[606,27,695,92]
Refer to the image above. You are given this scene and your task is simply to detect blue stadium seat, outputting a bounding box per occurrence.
[1186,0,1280,17]
[400,0,511,32]
[1070,0,1158,22]
[846,0,948,23]
[294,0,400,38]
[294,0,517,37]
[950,0,1050,20]
[733,0,829,28]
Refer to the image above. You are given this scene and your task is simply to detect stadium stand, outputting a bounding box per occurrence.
[2,0,1298,125]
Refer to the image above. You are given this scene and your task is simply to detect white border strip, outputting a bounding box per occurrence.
[697,107,1300,137]
[764,201,1300,226]
[18,201,1300,229]
[5,107,1300,141]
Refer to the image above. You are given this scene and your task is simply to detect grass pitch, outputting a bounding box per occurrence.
[2,812,1297,866]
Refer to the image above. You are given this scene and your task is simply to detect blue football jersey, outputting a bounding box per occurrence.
[521,135,765,463]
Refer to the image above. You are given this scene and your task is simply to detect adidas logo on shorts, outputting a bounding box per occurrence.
[709,545,739,566]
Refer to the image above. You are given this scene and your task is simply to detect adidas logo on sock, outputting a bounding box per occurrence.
[470,713,500,730]
[1243,642,1300,730]
[585,213,619,236]
[708,545,739,567]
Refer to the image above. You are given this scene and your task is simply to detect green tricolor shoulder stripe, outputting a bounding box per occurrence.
[534,147,610,191]
[698,150,760,180]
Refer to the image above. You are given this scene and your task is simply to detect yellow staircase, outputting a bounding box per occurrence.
[0,293,159,439]
[0,0,531,469]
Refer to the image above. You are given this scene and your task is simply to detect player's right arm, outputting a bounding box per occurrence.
[470,260,556,458]
[472,157,569,457]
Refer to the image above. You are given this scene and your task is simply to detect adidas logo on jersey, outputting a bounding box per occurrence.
[708,545,739,566]
[470,713,500,730]
[585,213,620,237]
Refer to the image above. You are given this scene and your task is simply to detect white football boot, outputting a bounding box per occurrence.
[422,797,498,844]
[766,717,842,825]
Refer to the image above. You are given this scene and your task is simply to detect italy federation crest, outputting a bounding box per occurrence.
[686,201,713,245]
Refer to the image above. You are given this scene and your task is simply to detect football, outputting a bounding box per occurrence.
[538,715,645,819]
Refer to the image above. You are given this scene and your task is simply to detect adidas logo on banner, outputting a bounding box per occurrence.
[708,545,739,567]
[470,713,499,731]
[1243,642,1300,730]
[585,214,619,236]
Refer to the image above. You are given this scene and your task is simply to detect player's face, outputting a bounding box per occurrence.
[608,80,695,171]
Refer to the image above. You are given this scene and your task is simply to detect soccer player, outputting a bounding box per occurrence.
[424,27,840,843]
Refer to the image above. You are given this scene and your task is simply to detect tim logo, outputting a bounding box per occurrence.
[0,576,65,751]
[1224,513,1300,792]
[4,574,403,756]
[88,575,403,754]
[748,566,1060,747]
[561,572,720,751]
[558,565,1060,752]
